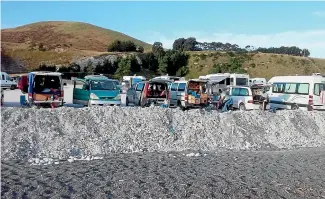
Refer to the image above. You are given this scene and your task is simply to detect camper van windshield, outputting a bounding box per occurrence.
[236,78,248,86]
[90,80,117,90]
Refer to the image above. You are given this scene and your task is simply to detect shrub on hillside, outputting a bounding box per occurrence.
[107,40,140,52]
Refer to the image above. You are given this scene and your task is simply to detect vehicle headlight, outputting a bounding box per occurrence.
[90,93,99,100]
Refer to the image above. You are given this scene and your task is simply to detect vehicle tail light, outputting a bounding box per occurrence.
[143,83,149,97]
[185,93,188,101]
[247,97,253,103]
[308,95,313,105]
[61,90,64,97]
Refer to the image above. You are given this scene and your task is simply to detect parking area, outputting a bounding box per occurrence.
[1,84,83,108]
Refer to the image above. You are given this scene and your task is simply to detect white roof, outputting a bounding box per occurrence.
[31,71,62,76]
[174,80,187,83]
[268,75,325,84]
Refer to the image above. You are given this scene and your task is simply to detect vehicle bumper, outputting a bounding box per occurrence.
[181,101,208,108]
[312,105,325,111]
[33,100,63,104]
[245,103,261,110]
[90,99,121,105]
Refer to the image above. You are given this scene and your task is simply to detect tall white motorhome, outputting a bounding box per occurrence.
[268,74,325,111]
[199,73,250,90]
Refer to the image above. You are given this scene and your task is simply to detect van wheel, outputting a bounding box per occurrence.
[10,85,16,90]
[239,103,246,111]
[126,98,129,106]
[291,104,299,110]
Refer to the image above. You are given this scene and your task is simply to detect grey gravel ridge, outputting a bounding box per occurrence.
[1,107,325,161]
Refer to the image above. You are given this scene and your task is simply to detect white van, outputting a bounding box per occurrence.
[0,72,17,90]
[249,78,267,86]
[268,74,325,111]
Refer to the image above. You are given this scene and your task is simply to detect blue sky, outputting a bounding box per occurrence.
[2,1,325,58]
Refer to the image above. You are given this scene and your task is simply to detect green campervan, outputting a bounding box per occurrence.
[73,75,121,106]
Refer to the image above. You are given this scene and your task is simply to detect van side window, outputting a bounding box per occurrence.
[1,75,4,80]
[171,83,178,91]
[314,83,325,96]
[297,83,309,95]
[284,83,297,94]
[226,78,231,85]
[239,88,249,96]
[231,88,240,96]
[273,83,285,93]
[136,83,144,91]
[178,83,186,91]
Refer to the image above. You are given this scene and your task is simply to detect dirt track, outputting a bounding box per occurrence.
[2,148,325,199]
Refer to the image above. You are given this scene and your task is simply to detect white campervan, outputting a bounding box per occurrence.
[249,78,267,86]
[268,74,325,111]
[199,73,250,89]
[0,72,17,90]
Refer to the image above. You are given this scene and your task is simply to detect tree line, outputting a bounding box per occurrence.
[172,37,311,57]
[35,41,189,79]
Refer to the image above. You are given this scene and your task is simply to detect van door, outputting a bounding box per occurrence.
[170,83,178,105]
[134,82,145,105]
[73,79,89,105]
[177,83,186,104]
[0,73,11,88]
[230,87,240,108]
[313,83,325,109]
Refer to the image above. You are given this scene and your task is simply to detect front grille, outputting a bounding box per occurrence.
[99,97,114,100]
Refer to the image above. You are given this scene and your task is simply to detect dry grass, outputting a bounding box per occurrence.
[1,21,152,52]
[186,51,325,80]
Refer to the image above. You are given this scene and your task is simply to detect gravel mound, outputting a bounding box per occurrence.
[1,107,325,161]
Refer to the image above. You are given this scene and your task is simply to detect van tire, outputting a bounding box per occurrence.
[291,104,299,110]
[126,98,129,106]
[239,103,246,111]
[10,85,16,90]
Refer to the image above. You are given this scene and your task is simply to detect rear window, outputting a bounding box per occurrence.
[34,75,61,91]
[231,88,240,96]
[239,88,249,96]
[178,83,186,91]
[236,78,248,86]
[171,83,178,91]
[136,83,144,91]
[314,83,325,96]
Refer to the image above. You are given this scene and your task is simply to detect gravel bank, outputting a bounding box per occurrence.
[2,148,325,198]
[1,107,325,161]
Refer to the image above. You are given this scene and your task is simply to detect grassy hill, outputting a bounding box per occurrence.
[2,21,325,79]
[187,51,325,80]
[1,21,152,70]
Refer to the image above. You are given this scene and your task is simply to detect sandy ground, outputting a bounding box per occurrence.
[2,148,325,199]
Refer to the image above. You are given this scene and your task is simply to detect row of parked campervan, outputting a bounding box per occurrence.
[124,73,325,111]
[6,71,325,111]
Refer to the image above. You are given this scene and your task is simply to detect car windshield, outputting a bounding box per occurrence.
[90,80,117,90]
